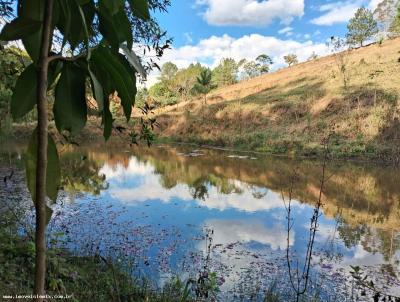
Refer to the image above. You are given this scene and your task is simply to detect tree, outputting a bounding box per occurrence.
[374,0,398,36]
[242,60,260,79]
[157,62,178,99]
[159,62,178,83]
[135,87,150,108]
[255,54,273,74]
[0,0,168,299]
[212,58,238,87]
[174,63,203,101]
[0,47,29,131]
[389,3,400,35]
[346,7,378,47]
[307,52,318,61]
[194,68,214,104]
[329,36,351,89]
[284,54,298,66]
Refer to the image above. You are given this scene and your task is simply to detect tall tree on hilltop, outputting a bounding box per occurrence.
[255,54,273,74]
[347,7,378,47]
[0,0,170,300]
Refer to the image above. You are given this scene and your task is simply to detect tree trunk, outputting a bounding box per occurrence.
[34,0,54,300]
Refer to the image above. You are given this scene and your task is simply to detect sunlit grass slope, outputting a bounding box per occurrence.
[155,38,400,159]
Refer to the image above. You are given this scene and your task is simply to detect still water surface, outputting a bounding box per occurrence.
[3,144,400,300]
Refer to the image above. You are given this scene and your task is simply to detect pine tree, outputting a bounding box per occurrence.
[347,7,378,47]
[194,68,214,104]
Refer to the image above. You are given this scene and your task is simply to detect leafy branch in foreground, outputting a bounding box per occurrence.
[0,0,170,299]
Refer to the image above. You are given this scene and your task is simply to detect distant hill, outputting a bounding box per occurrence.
[154,38,400,160]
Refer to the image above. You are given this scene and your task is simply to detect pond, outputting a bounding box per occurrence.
[2,143,400,301]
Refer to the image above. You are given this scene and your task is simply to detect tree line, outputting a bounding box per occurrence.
[136,54,274,107]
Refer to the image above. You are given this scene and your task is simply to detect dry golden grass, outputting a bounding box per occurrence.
[154,38,400,158]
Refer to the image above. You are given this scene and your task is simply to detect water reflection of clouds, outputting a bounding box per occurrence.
[99,158,152,180]
[100,157,301,213]
[199,219,294,293]
[65,150,400,298]
[204,219,294,250]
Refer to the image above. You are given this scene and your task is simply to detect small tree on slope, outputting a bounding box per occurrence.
[194,68,214,105]
[347,7,378,47]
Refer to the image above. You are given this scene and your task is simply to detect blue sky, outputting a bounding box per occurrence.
[146,0,383,84]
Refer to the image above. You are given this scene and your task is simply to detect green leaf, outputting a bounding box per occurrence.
[11,61,65,120]
[19,0,45,62]
[57,0,95,50]
[48,60,64,89]
[128,0,150,20]
[11,64,37,120]
[117,53,137,105]
[120,44,146,79]
[89,67,104,111]
[114,8,133,49]
[102,100,114,141]
[91,46,137,120]
[78,4,91,60]
[101,0,124,15]
[98,4,121,50]
[0,17,42,41]
[25,128,61,206]
[54,62,88,135]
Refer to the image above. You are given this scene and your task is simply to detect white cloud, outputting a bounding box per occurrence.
[278,26,294,35]
[311,0,364,26]
[100,155,303,212]
[195,0,304,26]
[143,33,329,86]
[196,219,295,292]
[311,0,383,26]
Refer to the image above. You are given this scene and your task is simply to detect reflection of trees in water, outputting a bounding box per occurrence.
[364,228,400,262]
[60,152,108,197]
[189,178,209,201]
[149,154,245,199]
[126,146,400,273]
[337,214,400,262]
[187,175,245,200]
[132,145,400,227]
[65,145,400,264]
[337,216,369,249]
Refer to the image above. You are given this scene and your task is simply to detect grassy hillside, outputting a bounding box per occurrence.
[154,38,400,160]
